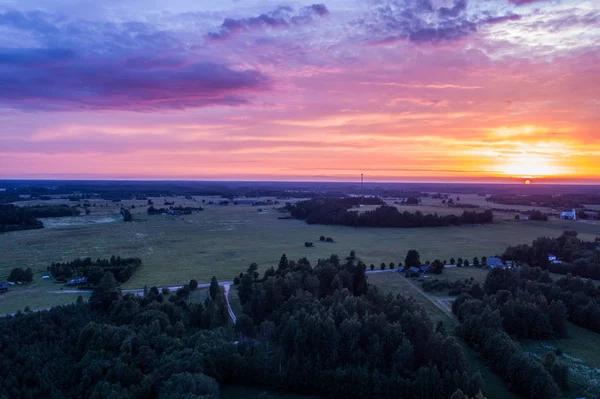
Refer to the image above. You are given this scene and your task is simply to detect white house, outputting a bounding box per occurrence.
[560,209,577,220]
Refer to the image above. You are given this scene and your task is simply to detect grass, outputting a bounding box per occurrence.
[521,322,600,399]
[1,195,598,315]
[436,266,490,285]
[368,272,454,325]
[0,271,90,314]
[368,272,520,399]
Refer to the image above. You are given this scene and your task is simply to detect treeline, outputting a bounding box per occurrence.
[0,255,488,399]
[286,199,493,228]
[233,252,486,398]
[8,267,34,283]
[487,194,600,208]
[453,267,571,399]
[49,256,142,285]
[503,231,600,279]
[147,205,204,215]
[0,204,79,232]
[0,273,231,398]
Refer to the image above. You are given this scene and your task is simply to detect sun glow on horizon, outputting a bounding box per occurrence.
[499,152,566,178]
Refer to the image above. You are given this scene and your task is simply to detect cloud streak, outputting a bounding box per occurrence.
[206,4,329,41]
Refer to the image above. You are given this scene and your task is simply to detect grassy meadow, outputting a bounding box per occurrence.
[0,194,598,315]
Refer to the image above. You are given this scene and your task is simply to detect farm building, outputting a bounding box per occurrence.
[487,257,503,268]
[0,282,8,293]
[560,208,577,220]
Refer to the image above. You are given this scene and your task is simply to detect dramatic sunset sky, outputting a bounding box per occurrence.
[0,0,598,182]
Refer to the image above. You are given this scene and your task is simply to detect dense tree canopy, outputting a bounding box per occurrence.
[49,256,142,285]
[286,199,493,228]
[503,231,600,279]
[0,252,488,399]
[0,204,82,232]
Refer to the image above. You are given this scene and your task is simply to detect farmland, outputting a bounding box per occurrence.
[1,194,599,315]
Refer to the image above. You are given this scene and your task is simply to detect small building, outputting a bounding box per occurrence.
[0,282,8,293]
[421,265,430,273]
[487,257,503,268]
[548,254,561,264]
[560,209,577,220]
[409,267,420,273]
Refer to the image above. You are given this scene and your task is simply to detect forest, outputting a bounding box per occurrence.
[286,199,494,228]
[487,194,600,208]
[0,204,80,232]
[1,253,487,399]
[452,264,600,398]
[49,256,142,285]
[503,231,600,279]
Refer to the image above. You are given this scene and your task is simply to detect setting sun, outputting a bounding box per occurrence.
[500,153,565,178]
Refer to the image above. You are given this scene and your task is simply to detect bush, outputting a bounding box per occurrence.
[161,287,170,295]
[304,242,314,247]
[8,267,33,283]
[380,263,385,270]
[325,237,334,242]
[319,236,325,241]
[370,264,375,271]
[389,262,395,270]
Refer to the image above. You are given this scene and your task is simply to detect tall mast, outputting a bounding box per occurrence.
[360,174,364,206]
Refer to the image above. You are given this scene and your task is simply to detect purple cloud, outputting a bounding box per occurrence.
[484,14,522,24]
[207,4,329,41]
[0,11,271,111]
[508,0,549,5]
[0,59,270,111]
[364,0,521,45]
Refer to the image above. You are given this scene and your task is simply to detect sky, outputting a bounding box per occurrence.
[0,0,598,182]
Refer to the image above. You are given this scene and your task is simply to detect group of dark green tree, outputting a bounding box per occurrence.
[147,205,203,215]
[0,252,489,399]
[0,204,79,232]
[503,231,600,279]
[0,272,230,398]
[452,266,594,399]
[8,267,34,283]
[233,252,486,398]
[487,194,600,209]
[49,256,142,286]
[286,198,493,228]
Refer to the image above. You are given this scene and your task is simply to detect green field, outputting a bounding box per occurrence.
[1,195,598,315]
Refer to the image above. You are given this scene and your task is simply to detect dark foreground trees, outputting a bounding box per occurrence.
[452,266,581,399]
[0,251,487,399]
